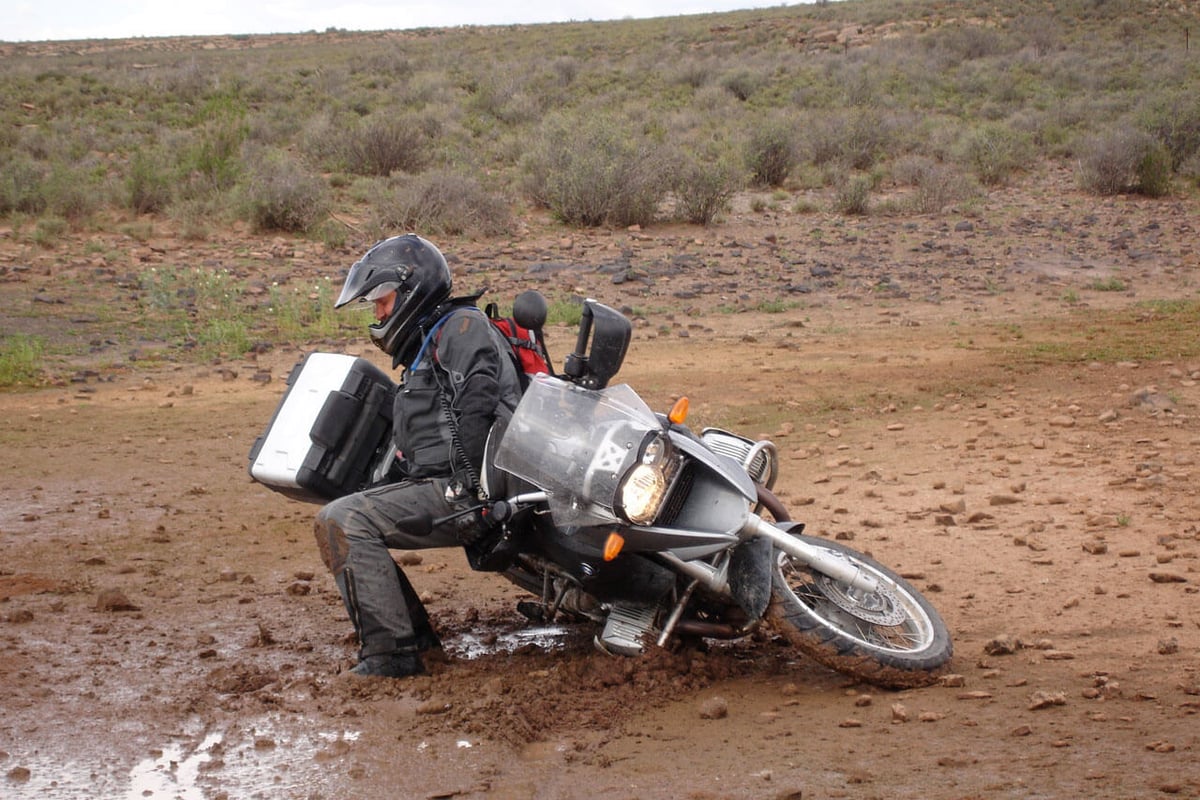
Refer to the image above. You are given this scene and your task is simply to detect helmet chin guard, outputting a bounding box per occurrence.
[335,234,452,366]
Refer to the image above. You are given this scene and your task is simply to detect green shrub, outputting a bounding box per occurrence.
[43,162,105,221]
[720,68,764,102]
[834,175,872,215]
[263,280,346,341]
[181,120,246,195]
[0,154,49,215]
[32,214,69,247]
[808,109,892,171]
[894,156,974,213]
[1077,126,1171,196]
[923,24,1009,67]
[197,318,251,356]
[961,123,1032,186]
[344,115,435,177]
[521,113,670,228]
[241,151,331,232]
[125,149,174,214]
[674,59,715,89]
[0,334,45,387]
[1139,92,1200,173]
[1012,14,1062,58]
[745,118,798,188]
[372,169,514,237]
[1135,140,1172,198]
[672,146,743,225]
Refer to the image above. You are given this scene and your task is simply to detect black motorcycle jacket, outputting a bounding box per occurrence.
[394,305,522,482]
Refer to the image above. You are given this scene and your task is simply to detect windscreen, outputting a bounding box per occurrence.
[494,375,660,528]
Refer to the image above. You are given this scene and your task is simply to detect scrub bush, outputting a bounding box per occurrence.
[522,113,670,228]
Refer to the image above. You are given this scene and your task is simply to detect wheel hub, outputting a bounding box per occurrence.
[813,574,907,626]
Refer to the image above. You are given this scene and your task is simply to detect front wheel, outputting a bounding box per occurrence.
[767,534,952,688]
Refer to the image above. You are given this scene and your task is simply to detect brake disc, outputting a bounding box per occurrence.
[813,573,907,627]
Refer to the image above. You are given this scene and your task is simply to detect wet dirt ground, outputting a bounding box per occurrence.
[2,171,1199,799]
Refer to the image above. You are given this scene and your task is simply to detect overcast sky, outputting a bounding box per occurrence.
[8,1,803,43]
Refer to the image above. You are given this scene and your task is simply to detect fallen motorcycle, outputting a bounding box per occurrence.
[249,297,952,688]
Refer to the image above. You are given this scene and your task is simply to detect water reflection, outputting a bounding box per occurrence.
[447,624,576,658]
[127,732,221,800]
[121,723,359,799]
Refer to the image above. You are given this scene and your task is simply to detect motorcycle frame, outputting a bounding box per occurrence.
[497,492,882,600]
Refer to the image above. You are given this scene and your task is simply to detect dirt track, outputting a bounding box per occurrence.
[2,172,1199,798]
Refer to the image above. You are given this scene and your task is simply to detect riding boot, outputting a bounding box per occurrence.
[335,566,427,677]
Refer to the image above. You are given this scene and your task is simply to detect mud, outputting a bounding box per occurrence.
[2,169,1199,798]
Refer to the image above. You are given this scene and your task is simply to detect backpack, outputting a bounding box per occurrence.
[484,301,551,390]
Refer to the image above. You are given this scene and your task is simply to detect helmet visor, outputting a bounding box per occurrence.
[364,281,401,302]
[334,255,408,308]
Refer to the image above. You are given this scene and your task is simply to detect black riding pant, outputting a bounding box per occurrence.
[314,477,481,659]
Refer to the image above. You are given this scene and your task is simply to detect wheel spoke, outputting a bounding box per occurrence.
[780,551,936,656]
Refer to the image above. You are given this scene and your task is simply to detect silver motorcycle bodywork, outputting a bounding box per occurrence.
[495,375,882,599]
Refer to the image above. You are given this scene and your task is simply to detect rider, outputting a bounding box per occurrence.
[314,234,523,678]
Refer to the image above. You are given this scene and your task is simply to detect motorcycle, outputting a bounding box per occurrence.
[250,297,952,688]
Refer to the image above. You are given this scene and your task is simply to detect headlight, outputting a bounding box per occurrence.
[617,434,679,526]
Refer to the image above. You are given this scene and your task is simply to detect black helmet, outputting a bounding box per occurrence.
[335,234,452,367]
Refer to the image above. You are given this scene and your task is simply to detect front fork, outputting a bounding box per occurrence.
[743,513,881,593]
[658,512,881,598]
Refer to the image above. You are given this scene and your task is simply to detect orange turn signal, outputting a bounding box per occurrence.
[668,396,689,425]
[603,531,625,562]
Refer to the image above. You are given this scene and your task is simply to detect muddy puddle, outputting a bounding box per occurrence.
[11,716,355,799]
[444,623,581,659]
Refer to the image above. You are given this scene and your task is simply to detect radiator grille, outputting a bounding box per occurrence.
[657,462,694,526]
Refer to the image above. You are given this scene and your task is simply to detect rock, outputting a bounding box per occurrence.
[984,635,1019,655]
[1048,415,1075,428]
[891,703,909,722]
[1157,638,1179,655]
[1149,572,1186,584]
[95,588,139,612]
[1028,691,1067,710]
[7,766,31,782]
[699,696,728,720]
[1129,387,1175,411]
[988,494,1020,506]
